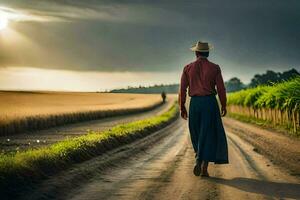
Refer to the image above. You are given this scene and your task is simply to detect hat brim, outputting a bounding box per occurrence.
[190,44,213,52]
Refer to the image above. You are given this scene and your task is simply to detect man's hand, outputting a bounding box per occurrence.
[181,108,188,120]
[221,107,227,117]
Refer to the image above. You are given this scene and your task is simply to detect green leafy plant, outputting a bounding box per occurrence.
[227,77,300,135]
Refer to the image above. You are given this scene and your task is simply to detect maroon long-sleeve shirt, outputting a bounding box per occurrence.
[179,57,227,112]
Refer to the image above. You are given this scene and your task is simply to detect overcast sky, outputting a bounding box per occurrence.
[0,0,299,91]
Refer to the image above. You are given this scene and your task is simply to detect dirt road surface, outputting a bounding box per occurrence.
[23,118,300,200]
[223,117,300,175]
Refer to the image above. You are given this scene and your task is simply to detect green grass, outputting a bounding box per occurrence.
[0,102,179,197]
[227,112,299,137]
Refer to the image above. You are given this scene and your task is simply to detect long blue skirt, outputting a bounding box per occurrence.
[188,95,229,164]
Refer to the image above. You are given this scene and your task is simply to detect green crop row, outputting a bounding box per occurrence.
[228,77,300,111]
[227,77,300,134]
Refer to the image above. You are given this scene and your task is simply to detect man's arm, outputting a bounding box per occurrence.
[216,66,227,116]
[179,67,188,119]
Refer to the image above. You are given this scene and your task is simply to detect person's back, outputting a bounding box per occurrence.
[183,58,223,97]
[180,56,226,115]
[179,41,229,177]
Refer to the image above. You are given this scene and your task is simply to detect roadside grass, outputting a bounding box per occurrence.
[0,102,179,198]
[227,112,299,137]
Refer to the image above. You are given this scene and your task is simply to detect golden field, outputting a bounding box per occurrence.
[0,91,162,135]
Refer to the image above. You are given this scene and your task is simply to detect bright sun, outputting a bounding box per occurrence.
[0,17,8,30]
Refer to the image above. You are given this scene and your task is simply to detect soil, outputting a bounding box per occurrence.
[223,117,300,176]
[17,118,300,200]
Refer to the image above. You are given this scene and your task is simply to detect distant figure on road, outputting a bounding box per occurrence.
[179,41,229,177]
[161,91,166,103]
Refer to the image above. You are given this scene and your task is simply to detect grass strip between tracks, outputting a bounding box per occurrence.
[0,102,179,197]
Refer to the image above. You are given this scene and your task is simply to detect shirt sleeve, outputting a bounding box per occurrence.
[179,67,188,111]
[216,66,227,108]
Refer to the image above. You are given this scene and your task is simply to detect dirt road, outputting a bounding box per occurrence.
[24,118,300,200]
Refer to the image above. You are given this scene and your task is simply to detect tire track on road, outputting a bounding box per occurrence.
[210,131,300,200]
[23,116,300,200]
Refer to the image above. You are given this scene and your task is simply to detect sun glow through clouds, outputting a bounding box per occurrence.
[0,16,8,30]
[0,67,179,92]
[0,6,53,32]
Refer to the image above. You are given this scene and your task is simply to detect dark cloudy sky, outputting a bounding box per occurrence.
[0,0,299,91]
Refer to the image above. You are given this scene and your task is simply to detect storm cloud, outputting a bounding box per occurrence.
[0,0,299,81]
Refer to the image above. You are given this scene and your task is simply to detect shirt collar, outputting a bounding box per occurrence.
[197,56,208,61]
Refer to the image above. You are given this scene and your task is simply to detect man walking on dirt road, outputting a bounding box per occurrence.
[179,41,229,177]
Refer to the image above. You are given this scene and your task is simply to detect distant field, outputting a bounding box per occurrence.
[0,91,162,135]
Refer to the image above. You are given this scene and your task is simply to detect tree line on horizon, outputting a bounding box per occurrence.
[226,68,299,92]
[109,68,299,94]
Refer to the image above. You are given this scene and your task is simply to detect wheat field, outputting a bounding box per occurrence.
[0,91,162,135]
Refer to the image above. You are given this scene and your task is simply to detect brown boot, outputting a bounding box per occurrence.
[193,160,202,176]
[201,161,210,177]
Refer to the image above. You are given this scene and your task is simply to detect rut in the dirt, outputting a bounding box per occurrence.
[17,119,300,200]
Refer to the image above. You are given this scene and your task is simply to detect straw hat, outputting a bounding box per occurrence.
[190,41,213,52]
